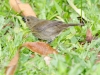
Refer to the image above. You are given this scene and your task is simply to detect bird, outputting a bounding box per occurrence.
[23,16,84,41]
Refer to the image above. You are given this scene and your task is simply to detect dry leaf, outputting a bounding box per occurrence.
[44,56,51,65]
[23,42,57,66]
[86,29,93,43]
[96,56,100,63]
[5,51,19,75]
[19,3,36,17]
[96,52,100,63]
[9,0,36,17]
[22,42,58,56]
[5,42,57,75]
[5,46,22,75]
[30,54,35,58]
[9,0,21,13]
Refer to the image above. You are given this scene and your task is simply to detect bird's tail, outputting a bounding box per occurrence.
[66,23,84,26]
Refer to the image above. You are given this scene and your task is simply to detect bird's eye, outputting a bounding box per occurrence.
[27,19,30,21]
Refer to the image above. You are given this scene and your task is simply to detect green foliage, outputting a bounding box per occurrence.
[0,0,100,75]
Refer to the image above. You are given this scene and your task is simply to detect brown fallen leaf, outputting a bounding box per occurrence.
[22,42,58,56]
[5,46,22,75]
[5,42,57,75]
[95,52,100,63]
[9,0,21,13]
[23,42,58,65]
[9,0,36,17]
[5,51,19,75]
[30,54,35,58]
[19,3,36,17]
[86,29,93,43]
[44,56,51,65]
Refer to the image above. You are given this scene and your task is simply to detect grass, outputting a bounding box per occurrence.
[1,0,100,75]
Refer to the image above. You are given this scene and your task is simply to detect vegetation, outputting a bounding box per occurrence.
[1,0,100,75]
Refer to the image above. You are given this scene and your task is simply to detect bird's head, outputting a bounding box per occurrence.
[22,16,39,27]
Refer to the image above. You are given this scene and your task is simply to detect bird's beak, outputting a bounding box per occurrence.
[22,17,26,22]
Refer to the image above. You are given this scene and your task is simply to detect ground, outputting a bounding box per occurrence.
[0,0,100,75]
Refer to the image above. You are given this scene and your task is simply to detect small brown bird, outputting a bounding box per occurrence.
[24,16,83,41]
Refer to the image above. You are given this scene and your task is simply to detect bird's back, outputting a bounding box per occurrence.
[32,20,70,41]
